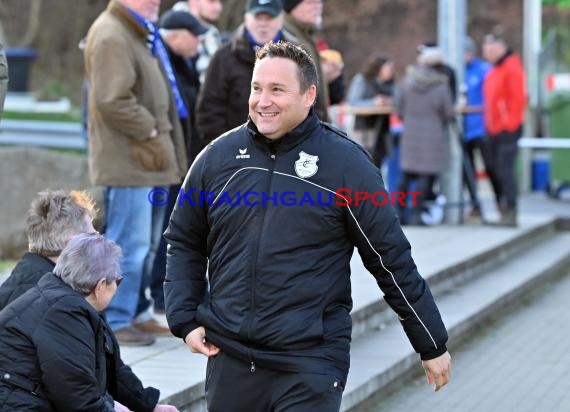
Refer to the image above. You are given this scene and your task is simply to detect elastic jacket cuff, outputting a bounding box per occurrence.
[420,344,448,361]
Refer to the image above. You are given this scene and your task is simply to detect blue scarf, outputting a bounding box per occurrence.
[128,9,188,119]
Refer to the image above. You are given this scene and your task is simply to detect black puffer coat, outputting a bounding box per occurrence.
[0,273,114,411]
[0,252,55,308]
[0,253,160,412]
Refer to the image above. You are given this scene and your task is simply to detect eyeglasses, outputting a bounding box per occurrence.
[106,275,123,288]
[114,275,123,287]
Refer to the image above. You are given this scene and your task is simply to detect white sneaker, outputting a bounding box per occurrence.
[421,195,446,225]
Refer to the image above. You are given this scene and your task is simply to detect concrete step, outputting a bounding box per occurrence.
[349,215,558,340]
[341,230,570,411]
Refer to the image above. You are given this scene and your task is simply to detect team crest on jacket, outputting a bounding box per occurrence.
[295,151,319,178]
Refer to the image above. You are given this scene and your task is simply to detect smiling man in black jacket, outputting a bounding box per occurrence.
[164,41,451,411]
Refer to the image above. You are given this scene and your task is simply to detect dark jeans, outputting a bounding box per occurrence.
[487,127,522,210]
[397,172,437,224]
[136,184,180,315]
[205,352,344,412]
[462,137,489,211]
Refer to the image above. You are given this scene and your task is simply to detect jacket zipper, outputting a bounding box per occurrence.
[246,152,277,341]
[248,349,256,373]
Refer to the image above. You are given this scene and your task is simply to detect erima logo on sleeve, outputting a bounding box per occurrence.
[236,148,250,159]
[295,151,319,178]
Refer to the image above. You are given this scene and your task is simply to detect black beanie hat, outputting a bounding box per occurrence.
[282,0,303,13]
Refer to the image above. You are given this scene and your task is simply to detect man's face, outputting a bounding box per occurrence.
[121,0,161,21]
[190,0,223,24]
[482,42,504,64]
[244,12,283,45]
[249,57,316,140]
[290,0,323,28]
[166,30,201,59]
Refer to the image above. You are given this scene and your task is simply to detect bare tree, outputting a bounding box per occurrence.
[19,0,42,47]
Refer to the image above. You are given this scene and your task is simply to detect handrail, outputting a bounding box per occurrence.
[518,137,570,193]
[343,105,484,116]
[0,120,85,150]
[518,137,570,149]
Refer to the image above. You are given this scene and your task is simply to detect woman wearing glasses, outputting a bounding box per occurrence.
[0,234,128,411]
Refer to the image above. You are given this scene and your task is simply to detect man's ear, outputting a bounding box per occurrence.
[304,85,317,108]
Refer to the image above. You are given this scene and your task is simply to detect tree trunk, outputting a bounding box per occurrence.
[218,0,248,32]
[20,0,42,47]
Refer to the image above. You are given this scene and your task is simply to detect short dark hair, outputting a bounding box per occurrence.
[484,25,509,47]
[483,33,507,47]
[255,41,318,92]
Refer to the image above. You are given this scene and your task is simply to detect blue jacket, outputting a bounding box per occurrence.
[463,57,490,141]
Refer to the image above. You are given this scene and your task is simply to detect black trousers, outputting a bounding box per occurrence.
[205,352,344,412]
[469,137,502,209]
[487,128,522,210]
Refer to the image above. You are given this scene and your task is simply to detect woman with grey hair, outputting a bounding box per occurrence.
[0,190,97,309]
[0,191,178,412]
[0,233,128,411]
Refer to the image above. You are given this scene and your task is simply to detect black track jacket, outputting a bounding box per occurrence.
[164,110,448,380]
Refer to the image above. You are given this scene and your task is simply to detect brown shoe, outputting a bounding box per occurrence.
[114,326,155,347]
[485,208,518,227]
[465,208,483,223]
[134,318,172,336]
[498,208,517,227]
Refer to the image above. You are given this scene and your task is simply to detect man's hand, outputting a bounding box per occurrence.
[421,351,452,392]
[153,405,180,412]
[114,400,131,412]
[184,326,220,357]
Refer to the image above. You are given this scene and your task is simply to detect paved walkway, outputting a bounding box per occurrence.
[360,270,570,412]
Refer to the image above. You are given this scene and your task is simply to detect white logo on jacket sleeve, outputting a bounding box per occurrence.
[236,148,250,159]
[294,151,319,178]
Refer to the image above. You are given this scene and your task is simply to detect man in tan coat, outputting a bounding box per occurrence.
[84,0,187,346]
[0,41,8,118]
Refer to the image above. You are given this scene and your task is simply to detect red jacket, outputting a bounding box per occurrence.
[483,52,526,135]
